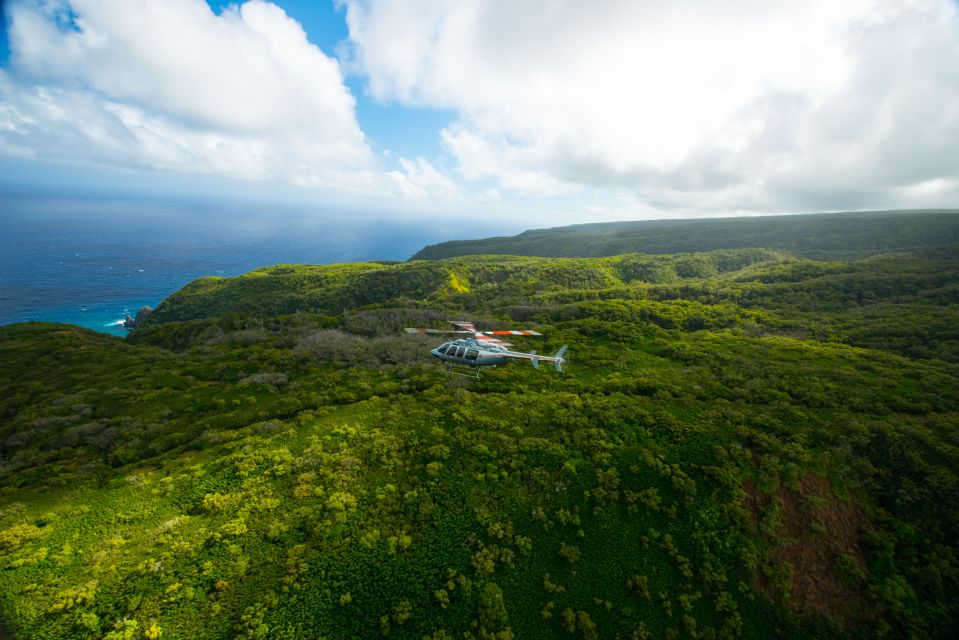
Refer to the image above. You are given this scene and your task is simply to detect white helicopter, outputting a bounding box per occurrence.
[405,321,567,378]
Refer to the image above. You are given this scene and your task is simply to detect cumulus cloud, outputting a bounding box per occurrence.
[386,156,461,199]
[0,0,375,187]
[341,0,959,211]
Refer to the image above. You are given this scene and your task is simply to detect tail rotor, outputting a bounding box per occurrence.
[553,345,568,372]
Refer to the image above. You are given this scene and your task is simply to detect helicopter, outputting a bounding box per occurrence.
[405,321,567,378]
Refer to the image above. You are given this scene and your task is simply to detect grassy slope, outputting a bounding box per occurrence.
[0,249,957,639]
[410,210,959,261]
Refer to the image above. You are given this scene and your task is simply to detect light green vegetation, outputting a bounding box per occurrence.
[0,243,957,639]
[411,209,959,260]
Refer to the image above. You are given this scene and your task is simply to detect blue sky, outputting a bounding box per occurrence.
[0,4,9,66]
[1,0,958,225]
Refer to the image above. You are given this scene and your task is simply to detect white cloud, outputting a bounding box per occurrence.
[341,0,959,212]
[0,0,376,187]
[386,155,461,199]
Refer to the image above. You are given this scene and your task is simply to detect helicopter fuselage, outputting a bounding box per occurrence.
[411,321,565,375]
[431,338,513,367]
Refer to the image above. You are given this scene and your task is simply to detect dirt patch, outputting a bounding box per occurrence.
[743,474,873,625]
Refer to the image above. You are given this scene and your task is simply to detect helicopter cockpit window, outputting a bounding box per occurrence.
[466,349,479,361]
[437,343,450,354]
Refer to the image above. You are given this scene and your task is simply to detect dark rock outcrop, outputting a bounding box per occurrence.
[133,306,153,327]
[124,306,154,330]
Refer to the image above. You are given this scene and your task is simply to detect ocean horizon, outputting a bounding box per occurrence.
[1,195,521,336]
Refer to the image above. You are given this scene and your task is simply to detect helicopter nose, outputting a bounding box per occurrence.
[431,349,441,358]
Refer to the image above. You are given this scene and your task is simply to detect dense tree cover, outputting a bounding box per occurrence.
[141,249,959,364]
[1,246,958,639]
[410,210,959,261]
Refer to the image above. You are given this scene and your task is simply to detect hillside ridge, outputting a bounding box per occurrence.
[410,209,959,261]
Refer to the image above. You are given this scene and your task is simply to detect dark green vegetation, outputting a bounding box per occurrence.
[1,237,958,638]
[411,209,959,261]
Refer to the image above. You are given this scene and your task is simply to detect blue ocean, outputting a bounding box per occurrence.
[1,196,521,336]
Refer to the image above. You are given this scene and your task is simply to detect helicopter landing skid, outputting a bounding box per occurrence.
[444,363,482,379]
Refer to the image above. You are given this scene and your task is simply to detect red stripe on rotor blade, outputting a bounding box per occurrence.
[485,330,542,335]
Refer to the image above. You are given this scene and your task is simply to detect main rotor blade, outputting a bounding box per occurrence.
[482,330,542,336]
[405,328,471,334]
[474,332,513,346]
[446,321,540,337]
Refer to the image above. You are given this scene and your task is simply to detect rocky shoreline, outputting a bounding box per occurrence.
[123,305,153,330]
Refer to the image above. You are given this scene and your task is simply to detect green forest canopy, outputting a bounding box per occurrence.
[1,231,958,638]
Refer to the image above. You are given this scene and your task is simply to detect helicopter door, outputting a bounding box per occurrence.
[455,347,466,358]
[466,349,479,361]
